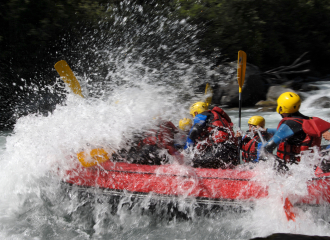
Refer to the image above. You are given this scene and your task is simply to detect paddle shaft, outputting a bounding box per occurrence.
[238,92,242,128]
[237,50,246,165]
[237,91,242,164]
[237,51,246,128]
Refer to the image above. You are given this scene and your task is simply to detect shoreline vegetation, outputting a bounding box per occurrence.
[1,0,330,129]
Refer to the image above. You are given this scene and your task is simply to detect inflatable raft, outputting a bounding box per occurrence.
[61,159,330,209]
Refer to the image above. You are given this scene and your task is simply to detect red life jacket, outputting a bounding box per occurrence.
[140,121,178,155]
[276,117,322,162]
[196,106,236,150]
[242,131,270,163]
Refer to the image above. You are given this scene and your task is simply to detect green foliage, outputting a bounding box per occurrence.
[0,0,110,89]
[1,0,330,129]
[175,0,330,73]
[0,0,109,129]
[0,0,107,57]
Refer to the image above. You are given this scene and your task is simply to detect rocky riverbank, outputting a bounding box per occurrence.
[196,58,330,112]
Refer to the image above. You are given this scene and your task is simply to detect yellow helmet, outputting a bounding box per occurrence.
[179,118,193,131]
[189,102,208,117]
[248,116,265,128]
[276,92,301,114]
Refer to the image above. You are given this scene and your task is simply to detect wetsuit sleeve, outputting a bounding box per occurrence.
[267,128,277,135]
[184,137,195,150]
[184,114,207,149]
[264,123,294,152]
[270,124,294,145]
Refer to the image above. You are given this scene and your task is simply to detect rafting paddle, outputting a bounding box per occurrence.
[205,83,213,107]
[237,50,247,129]
[237,51,247,164]
[77,148,114,167]
[54,60,114,167]
[54,60,84,97]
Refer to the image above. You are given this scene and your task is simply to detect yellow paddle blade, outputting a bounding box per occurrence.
[77,148,112,167]
[237,50,247,93]
[54,60,84,98]
[204,83,213,107]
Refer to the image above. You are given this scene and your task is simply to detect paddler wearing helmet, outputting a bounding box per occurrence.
[263,92,322,163]
[179,118,193,132]
[113,119,185,165]
[319,130,330,173]
[184,102,238,169]
[237,116,272,163]
[173,118,193,150]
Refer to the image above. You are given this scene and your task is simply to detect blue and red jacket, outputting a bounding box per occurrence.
[265,112,322,162]
[184,106,236,150]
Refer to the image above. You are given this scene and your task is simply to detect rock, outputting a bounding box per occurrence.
[255,100,277,112]
[255,100,277,107]
[281,77,305,90]
[281,80,296,89]
[266,86,296,101]
[256,106,277,112]
[299,83,320,92]
[310,96,330,108]
[212,84,223,105]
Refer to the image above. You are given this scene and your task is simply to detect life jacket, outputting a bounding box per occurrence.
[242,131,270,163]
[276,117,322,162]
[195,106,236,150]
[140,121,178,155]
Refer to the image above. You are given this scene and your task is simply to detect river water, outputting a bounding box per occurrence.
[1,84,330,240]
[2,1,330,239]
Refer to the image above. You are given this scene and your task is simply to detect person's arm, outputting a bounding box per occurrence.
[184,137,195,149]
[323,131,330,150]
[255,142,263,162]
[323,131,330,141]
[264,123,294,152]
[266,128,277,135]
[184,114,207,149]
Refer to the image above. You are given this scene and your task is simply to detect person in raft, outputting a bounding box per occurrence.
[317,130,330,172]
[114,119,184,165]
[263,92,324,163]
[173,118,193,150]
[236,116,272,163]
[179,118,193,133]
[322,131,330,142]
[184,101,238,169]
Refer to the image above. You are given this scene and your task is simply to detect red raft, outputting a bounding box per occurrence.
[62,160,330,207]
